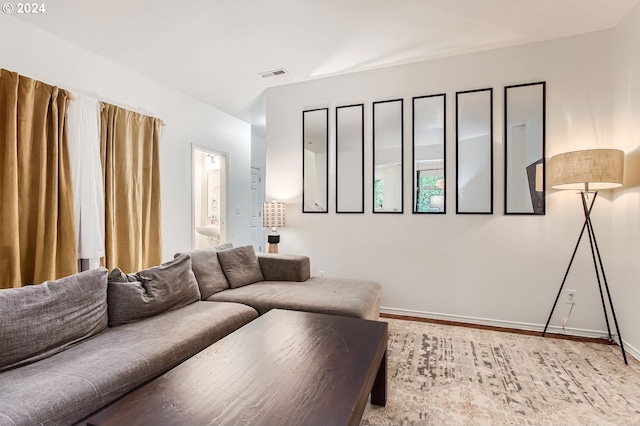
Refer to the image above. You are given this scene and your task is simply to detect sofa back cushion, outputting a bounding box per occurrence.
[107,254,201,327]
[217,245,264,288]
[174,245,231,299]
[0,268,108,372]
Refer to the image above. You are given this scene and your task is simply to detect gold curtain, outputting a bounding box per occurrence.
[0,69,77,289]
[100,103,162,273]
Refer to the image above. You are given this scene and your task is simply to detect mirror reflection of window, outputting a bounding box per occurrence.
[374,179,384,210]
[412,94,446,214]
[415,164,445,213]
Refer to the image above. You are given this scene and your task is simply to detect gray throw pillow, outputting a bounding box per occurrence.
[217,245,264,288]
[107,267,138,282]
[107,254,201,327]
[0,268,108,372]
[174,247,230,299]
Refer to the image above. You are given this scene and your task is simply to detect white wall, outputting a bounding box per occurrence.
[303,150,328,211]
[266,30,620,338]
[251,132,267,169]
[458,134,491,212]
[0,15,253,260]
[612,1,640,360]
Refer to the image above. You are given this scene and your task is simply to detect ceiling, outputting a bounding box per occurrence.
[15,0,638,135]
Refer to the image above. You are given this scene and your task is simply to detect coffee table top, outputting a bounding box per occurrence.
[86,309,388,426]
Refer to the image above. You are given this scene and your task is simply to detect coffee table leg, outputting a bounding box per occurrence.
[371,349,387,406]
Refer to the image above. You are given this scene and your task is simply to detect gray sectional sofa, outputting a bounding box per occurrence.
[0,245,381,426]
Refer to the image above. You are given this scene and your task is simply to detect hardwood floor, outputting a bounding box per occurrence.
[380,313,614,345]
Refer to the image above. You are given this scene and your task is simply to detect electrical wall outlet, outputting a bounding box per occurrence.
[319,270,326,277]
[566,289,577,304]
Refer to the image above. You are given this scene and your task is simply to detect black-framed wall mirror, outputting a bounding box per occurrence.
[302,108,328,213]
[504,82,546,215]
[373,99,403,213]
[412,94,446,214]
[336,104,364,213]
[456,88,493,214]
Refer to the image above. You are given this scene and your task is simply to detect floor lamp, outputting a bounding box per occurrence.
[543,148,627,364]
[262,201,286,253]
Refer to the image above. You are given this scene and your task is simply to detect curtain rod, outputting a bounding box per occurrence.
[3,67,166,126]
[69,90,165,127]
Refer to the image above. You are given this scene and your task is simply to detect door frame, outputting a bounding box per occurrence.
[191,144,229,250]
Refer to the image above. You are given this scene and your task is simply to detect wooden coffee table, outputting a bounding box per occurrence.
[86,309,388,426]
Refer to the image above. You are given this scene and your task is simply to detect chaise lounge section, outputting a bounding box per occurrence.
[208,276,381,320]
[181,246,381,321]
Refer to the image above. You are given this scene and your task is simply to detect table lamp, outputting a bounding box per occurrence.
[262,201,286,253]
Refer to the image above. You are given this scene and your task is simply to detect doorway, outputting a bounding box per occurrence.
[193,146,227,249]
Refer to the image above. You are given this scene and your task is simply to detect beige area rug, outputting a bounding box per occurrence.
[361,318,640,425]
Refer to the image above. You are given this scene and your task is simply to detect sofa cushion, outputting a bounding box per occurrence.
[174,245,232,299]
[0,301,258,426]
[257,253,311,282]
[217,245,264,288]
[0,268,108,372]
[107,254,201,327]
[106,267,139,282]
[207,277,381,320]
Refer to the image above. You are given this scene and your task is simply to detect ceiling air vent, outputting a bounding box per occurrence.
[259,68,288,78]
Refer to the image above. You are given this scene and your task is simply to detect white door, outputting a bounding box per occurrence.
[250,166,266,252]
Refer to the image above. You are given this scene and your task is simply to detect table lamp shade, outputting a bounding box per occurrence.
[549,149,624,190]
[263,202,286,228]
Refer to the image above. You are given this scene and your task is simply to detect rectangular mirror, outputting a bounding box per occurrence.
[302,108,328,213]
[412,94,446,214]
[373,99,403,213]
[504,82,546,215]
[336,104,364,213]
[456,88,493,214]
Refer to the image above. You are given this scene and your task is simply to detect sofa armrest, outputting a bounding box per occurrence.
[257,253,310,282]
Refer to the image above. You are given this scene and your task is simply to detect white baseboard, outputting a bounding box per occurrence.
[380,306,639,363]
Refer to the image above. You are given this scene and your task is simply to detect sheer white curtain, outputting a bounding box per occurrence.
[68,94,104,270]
